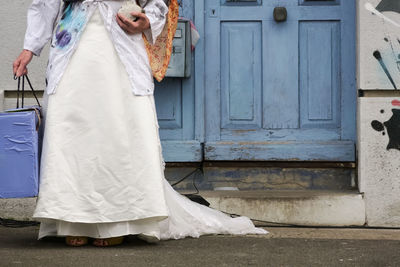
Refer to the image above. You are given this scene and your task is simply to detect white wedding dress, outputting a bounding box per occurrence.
[34,8,267,241]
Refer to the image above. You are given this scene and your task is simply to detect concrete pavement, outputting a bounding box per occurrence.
[1,226,400,266]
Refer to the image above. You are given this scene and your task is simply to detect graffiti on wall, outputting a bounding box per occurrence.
[375,0,400,14]
[359,0,400,89]
[371,100,400,151]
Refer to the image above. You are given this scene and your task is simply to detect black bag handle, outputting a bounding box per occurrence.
[13,74,41,109]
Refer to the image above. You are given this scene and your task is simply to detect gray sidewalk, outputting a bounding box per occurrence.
[1,226,400,266]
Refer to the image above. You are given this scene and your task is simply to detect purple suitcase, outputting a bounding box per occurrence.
[0,75,43,198]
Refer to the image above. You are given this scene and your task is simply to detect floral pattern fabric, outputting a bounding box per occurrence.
[54,3,87,49]
[143,0,179,82]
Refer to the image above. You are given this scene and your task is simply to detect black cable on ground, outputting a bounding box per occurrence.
[222,212,304,227]
[0,218,39,228]
[179,167,210,206]
[171,167,201,187]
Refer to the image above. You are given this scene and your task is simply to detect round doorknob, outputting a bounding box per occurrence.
[273,7,287,22]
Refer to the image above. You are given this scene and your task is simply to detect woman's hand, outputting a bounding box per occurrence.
[116,12,150,35]
[13,50,33,77]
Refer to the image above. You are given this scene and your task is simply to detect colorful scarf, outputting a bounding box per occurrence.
[142,0,179,82]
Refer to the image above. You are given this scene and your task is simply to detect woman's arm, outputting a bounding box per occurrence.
[13,0,61,76]
[24,0,61,56]
[116,0,168,45]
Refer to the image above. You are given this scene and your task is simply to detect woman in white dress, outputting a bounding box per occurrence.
[13,0,268,247]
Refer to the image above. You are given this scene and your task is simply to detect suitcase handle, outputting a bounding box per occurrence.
[10,75,42,131]
[13,74,41,109]
[5,106,42,131]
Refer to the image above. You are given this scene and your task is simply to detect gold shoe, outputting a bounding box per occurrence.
[92,236,125,247]
[65,236,88,247]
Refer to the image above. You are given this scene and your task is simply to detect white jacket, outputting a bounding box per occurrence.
[23,0,168,96]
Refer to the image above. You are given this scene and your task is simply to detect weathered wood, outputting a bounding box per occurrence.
[161,140,202,162]
[204,141,355,161]
[204,0,356,161]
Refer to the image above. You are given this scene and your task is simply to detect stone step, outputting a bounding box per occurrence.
[165,165,356,191]
[0,190,366,227]
[199,190,366,227]
[0,197,37,221]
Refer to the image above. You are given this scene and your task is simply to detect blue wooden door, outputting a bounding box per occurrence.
[204,0,356,161]
[154,1,204,162]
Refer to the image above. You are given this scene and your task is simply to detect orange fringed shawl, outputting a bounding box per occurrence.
[142,0,179,82]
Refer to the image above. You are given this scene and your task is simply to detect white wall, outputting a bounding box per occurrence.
[358,0,400,227]
[358,0,400,90]
[358,97,400,227]
[0,0,49,110]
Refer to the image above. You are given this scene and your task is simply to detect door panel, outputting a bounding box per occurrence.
[299,21,340,128]
[155,79,182,131]
[264,21,299,129]
[221,22,262,129]
[205,0,356,161]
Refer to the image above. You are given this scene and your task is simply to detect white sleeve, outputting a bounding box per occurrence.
[23,0,61,56]
[139,0,169,45]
